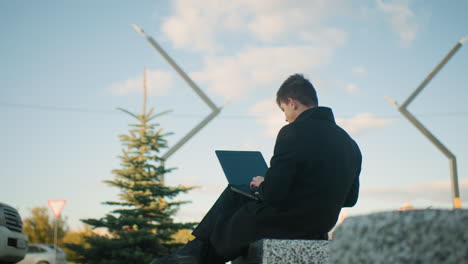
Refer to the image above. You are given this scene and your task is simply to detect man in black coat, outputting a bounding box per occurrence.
[151,74,362,264]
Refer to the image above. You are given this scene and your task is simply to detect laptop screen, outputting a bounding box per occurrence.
[215,150,269,185]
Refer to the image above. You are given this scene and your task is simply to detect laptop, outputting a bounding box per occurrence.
[215,150,269,200]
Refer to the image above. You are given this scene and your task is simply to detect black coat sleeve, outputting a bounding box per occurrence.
[259,125,297,207]
[343,141,362,207]
[343,174,359,207]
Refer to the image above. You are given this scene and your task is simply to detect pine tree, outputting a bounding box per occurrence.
[67,71,196,264]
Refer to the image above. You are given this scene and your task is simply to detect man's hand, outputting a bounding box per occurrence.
[250,176,265,189]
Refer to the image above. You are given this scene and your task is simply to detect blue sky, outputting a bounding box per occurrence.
[1,0,467,230]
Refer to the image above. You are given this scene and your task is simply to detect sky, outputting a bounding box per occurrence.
[1,0,467,230]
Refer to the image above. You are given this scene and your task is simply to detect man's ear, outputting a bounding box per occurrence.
[288,98,297,110]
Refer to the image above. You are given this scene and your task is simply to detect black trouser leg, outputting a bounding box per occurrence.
[202,241,227,264]
[192,186,250,240]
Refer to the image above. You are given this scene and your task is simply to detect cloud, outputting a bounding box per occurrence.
[345,84,361,95]
[161,0,375,102]
[247,13,288,42]
[336,113,394,135]
[161,0,226,52]
[361,179,468,205]
[162,0,350,53]
[162,0,421,53]
[376,0,419,44]
[250,99,285,138]
[353,66,368,75]
[191,45,332,100]
[250,101,393,137]
[244,1,349,44]
[108,70,173,96]
[299,27,348,46]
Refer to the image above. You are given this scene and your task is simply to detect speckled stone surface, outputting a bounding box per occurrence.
[232,239,329,264]
[330,209,468,264]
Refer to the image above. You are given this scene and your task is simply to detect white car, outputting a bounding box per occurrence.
[17,244,66,264]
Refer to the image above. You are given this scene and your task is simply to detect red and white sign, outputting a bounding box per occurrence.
[47,200,66,219]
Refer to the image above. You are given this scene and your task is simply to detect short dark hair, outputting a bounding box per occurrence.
[276,74,318,107]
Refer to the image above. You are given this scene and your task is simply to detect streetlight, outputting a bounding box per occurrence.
[386,36,467,209]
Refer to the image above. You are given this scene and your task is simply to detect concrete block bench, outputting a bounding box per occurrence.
[232,239,329,264]
[330,209,468,263]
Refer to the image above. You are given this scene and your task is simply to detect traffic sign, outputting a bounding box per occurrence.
[47,200,66,219]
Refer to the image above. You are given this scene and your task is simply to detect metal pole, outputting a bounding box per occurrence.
[399,109,455,158]
[450,158,461,208]
[157,108,221,182]
[400,42,463,109]
[143,67,147,116]
[133,24,223,183]
[132,24,218,112]
[53,220,57,264]
[399,108,461,207]
[386,37,466,209]
[162,109,221,161]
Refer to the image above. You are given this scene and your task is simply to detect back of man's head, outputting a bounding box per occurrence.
[276,74,318,107]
